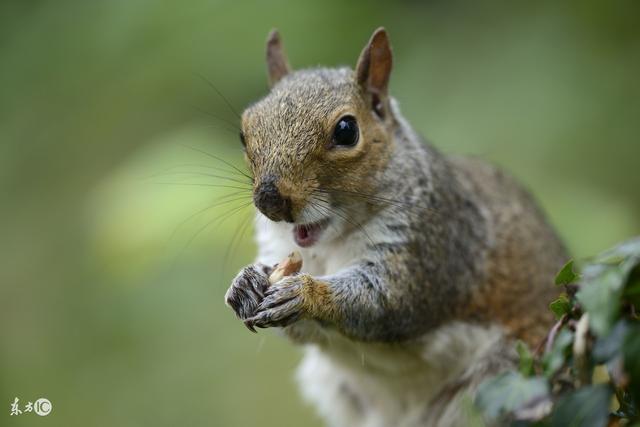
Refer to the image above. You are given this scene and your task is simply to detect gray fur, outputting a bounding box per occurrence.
[224,33,568,426]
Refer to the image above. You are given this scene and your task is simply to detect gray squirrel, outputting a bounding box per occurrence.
[224,27,568,427]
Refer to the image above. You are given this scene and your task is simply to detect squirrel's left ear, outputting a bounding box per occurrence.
[266,29,291,87]
[355,27,393,118]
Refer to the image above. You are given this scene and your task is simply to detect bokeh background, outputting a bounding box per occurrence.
[1,0,639,426]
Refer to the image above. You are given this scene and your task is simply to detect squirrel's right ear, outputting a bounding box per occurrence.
[355,28,393,118]
[266,29,291,87]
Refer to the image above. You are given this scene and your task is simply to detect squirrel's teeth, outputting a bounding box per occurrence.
[293,219,329,248]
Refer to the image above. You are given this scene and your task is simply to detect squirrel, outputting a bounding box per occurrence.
[224,27,568,427]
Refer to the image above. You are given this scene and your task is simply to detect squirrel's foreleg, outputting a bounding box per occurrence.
[244,257,422,341]
[244,273,335,331]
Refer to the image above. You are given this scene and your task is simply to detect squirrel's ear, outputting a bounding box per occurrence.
[355,27,393,117]
[266,29,291,87]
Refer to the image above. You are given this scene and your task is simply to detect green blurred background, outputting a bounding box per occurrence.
[1,0,639,426]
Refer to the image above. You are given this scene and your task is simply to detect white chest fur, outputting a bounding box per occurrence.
[253,214,512,427]
[297,322,510,427]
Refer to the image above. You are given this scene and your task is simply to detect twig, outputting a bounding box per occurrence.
[572,314,590,387]
[540,314,568,356]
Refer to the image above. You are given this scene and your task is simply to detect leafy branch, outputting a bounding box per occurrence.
[475,237,640,427]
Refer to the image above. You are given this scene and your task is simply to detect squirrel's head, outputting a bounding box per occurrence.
[241,28,396,248]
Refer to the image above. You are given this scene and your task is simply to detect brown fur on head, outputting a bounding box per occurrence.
[241,28,396,229]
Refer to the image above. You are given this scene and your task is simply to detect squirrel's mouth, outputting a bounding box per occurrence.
[293,218,330,248]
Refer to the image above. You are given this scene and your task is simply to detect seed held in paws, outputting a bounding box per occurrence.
[268,251,303,285]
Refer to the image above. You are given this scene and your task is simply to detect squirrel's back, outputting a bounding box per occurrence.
[449,155,568,345]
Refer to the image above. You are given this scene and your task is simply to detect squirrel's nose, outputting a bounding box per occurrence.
[254,175,293,223]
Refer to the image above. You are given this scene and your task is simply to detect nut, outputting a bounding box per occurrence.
[268,251,303,284]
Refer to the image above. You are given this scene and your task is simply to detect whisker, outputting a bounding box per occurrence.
[307,202,348,249]
[179,143,253,181]
[222,211,254,278]
[308,195,383,259]
[152,163,251,181]
[315,186,439,217]
[147,170,252,186]
[153,182,252,191]
[305,199,330,223]
[169,192,252,243]
[194,72,242,120]
[192,105,241,133]
[194,123,243,136]
[180,200,253,254]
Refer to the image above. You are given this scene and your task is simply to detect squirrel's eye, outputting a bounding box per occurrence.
[239,131,246,148]
[332,116,359,147]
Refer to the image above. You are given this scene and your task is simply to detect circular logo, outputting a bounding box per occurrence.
[34,398,52,416]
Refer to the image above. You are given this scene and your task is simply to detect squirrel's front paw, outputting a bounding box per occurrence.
[225,264,272,321]
[244,274,316,331]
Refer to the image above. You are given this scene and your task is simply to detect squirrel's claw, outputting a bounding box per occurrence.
[225,264,271,322]
[243,319,258,333]
[245,304,302,330]
[245,276,306,329]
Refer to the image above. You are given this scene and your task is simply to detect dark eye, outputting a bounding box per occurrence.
[239,131,246,148]
[332,116,359,147]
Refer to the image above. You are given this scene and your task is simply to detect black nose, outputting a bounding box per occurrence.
[254,175,293,222]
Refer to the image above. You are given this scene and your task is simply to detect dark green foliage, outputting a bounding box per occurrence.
[625,324,640,409]
[476,237,640,426]
[550,385,612,427]
[475,372,548,420]
[592,320,628,363]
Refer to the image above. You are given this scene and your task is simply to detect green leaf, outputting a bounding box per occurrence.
[555,260,578,285]
[576,239,640,336]
[543,329,574,377]
[475,371,549,421]
[550,385,612,427]
[592,237,640,264]
[623,323,640,409]
[592,320,628,363]
[549,294,572,319]
[577,265,626,336]
[623,266,640,309]
[516,340,534,377]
